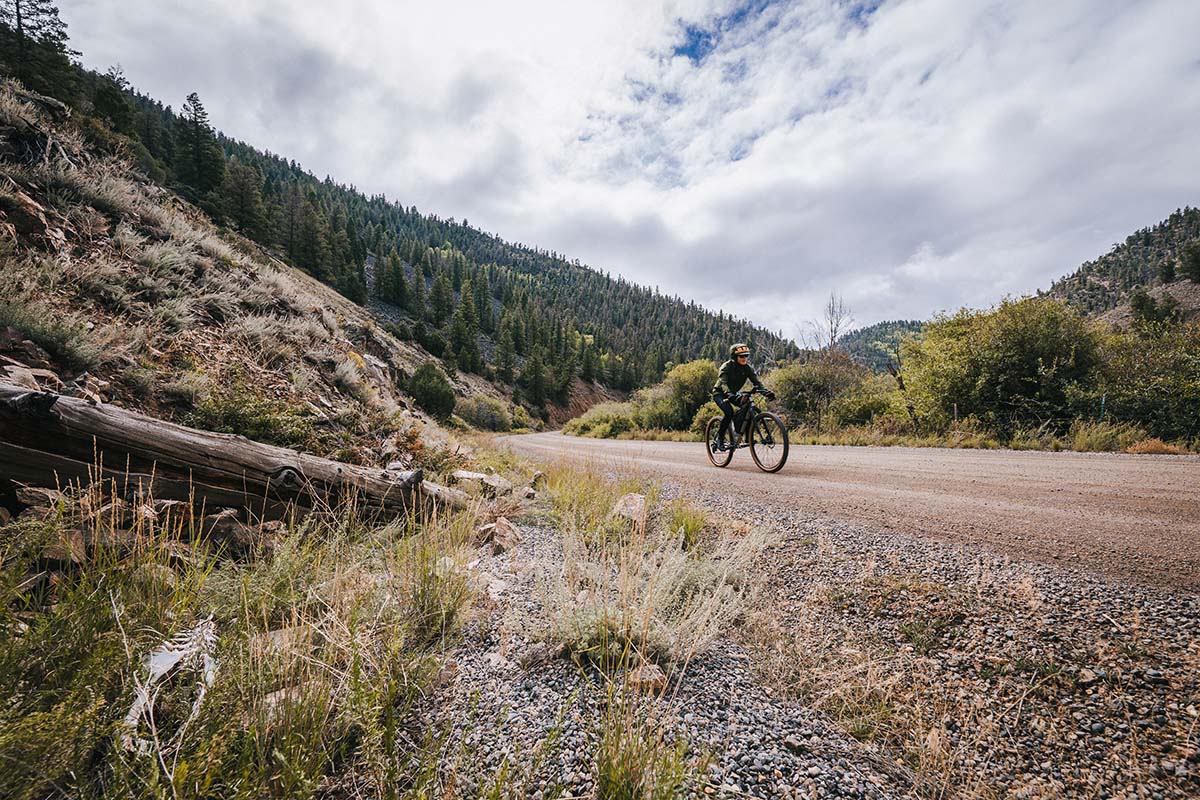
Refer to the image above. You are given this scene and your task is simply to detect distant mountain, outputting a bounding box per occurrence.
[1044,206,1200,316]
[839,320,924,372]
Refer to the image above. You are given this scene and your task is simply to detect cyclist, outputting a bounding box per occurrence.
[712,343,774,451]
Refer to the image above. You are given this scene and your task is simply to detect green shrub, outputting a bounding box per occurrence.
[689,400,722,434]
[408,361,456,419]
[456,394,512,431]
[187,384,314,448]
[563,403,636,438]
[512,404,534,430]
[902,298,1101,435]
[1068,420,1146,452]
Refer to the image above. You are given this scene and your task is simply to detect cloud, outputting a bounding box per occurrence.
[60,0,1200,334]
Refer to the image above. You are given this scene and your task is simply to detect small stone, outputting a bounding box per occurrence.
[807,766,822,777]
[1090,722,1106,735]
[628,662,667,692]
[612,493,647,525]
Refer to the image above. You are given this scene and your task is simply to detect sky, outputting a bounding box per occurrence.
[61,0,1200,337]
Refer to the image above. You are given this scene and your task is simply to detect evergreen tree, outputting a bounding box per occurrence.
[176,92,225,194]
[430,269,454,326]
[219,157,266,237]
[0,0,76,98]
[449,283,482,374]
[520,346,547,408]
[93,66,135,134]
[580,341,597,383]
[496,326,516,383]
[1182,243,1200,284]
[407,260,427,319]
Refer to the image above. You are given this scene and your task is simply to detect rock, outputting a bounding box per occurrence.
[15,485,62,507]
[612,493,647,525]
[201,508,257,554]
[452,469,489,485]
[522,487,537,500]
[1078,668,1099,686]
[519,641,565,669]
[491,517,521,554]
[385,460,409,472]
[0,507,10,524]
[530,470,546,488]
[483,474,514,497]
[96,499,134,528]
[628,662,667,693]
[0,365,42,391]
[484,651,515,670]
[41,527,85,564]
[784,734,806,754]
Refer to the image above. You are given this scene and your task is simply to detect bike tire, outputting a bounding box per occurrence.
[704,416,733,468]
[749,411,789,473]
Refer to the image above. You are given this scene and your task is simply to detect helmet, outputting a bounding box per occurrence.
[730,343,751,358]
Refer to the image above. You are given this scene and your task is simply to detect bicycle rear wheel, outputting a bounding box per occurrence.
[749,412,789,473]
[705,416,733,468]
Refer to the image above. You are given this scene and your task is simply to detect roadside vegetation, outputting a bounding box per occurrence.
[565,297,1199,454]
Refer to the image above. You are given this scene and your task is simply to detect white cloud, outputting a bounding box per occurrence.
[61,0,1200,334]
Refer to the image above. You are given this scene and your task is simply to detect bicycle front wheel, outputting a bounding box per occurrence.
[749,412,789,473]
[705,416,733,468]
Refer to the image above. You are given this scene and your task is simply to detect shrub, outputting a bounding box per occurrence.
[767,350,866,429]
[456,394,512,431]
[689,400,722,435]
[512,404,534,431]
[408,361,456,419]
[902,298,1101,435]
[1125,437,1185,455]
[563,403,636,438]
[187,384,313,448]
[1068,420,1146,452]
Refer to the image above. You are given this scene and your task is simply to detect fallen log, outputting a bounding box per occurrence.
[0,383,436,519]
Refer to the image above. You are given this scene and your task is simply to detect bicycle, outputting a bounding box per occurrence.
[704,387,789,472]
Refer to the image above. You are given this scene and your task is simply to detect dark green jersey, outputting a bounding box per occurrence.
[713,359,763,395]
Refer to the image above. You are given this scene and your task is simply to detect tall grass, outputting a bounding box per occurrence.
[0,476,477,800]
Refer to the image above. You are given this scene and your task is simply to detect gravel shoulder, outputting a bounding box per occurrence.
[504,434,1200,590]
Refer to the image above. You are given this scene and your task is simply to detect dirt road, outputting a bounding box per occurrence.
[506,433,1200,589]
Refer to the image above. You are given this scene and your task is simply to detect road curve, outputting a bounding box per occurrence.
[505,433,1200,589]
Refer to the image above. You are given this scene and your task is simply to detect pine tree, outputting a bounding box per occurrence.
[430,269,454,326]
[93,66,135,134]
[580,341,596,383]
[408,261,427,319]
[521,347,547,408]
[220,157,266,237]
[496,326,515,383]
[0,0,76,98]
[1181,243,1200,284]
[177,92,225,194]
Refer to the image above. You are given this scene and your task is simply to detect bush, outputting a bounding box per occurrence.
[689,400,722,435]
[902,298,1101,435]
[512,404,534,431]
[563,403,636,438]
[407,361,456,419]
[456,394,512,432]
[767,350,866,429]
[1068,420,1146,452]
[631,360,717,431]
[187,384,314,448]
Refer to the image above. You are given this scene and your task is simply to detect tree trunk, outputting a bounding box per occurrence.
[0,383,446,518]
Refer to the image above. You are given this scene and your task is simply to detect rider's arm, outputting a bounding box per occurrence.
[715,361,733,395]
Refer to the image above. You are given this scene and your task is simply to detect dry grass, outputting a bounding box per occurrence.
[537,461,766,673]
[0,473,481,800]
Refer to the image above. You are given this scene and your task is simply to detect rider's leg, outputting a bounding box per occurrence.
[713,393,735,448]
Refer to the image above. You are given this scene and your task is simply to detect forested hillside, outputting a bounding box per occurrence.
[838,320,924,372]
[0,11,796,415]
[1046,206,1200,314]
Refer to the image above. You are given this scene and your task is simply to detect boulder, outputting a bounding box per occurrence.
[612,493,647,526]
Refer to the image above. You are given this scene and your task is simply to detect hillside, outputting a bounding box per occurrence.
[838,319,924,371]
[0,81,478,464]
[58,63,798,405]
[1045,206,1200,317]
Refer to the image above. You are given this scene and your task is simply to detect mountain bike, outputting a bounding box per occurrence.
[704,387,789,472]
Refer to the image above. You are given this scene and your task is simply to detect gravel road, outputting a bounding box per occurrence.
[505,434,1200,589]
